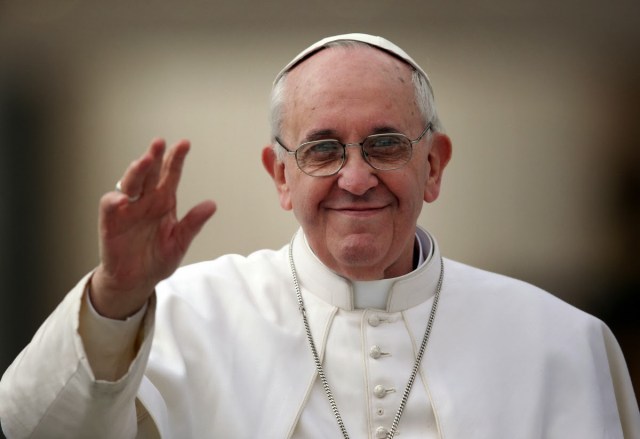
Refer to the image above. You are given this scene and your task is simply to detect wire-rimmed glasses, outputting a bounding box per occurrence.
[275,122,432,177]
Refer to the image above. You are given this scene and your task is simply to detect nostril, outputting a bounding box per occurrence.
[337,164,378,196]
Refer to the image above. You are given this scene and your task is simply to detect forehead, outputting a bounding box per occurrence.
[282,46,419,138]
[289,44,412,79]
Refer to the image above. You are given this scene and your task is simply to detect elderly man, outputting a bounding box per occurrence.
[1,34,638,439]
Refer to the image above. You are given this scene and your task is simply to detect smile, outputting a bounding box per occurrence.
[331,205,388,217]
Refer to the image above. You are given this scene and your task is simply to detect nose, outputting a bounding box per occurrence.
[336,144,378,196]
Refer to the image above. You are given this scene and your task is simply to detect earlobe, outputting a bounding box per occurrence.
[261,145,293,210]
[423,133,452,203]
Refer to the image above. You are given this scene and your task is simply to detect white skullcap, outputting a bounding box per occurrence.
[274,33,430,85]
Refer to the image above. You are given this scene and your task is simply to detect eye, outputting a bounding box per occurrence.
[297,141,343,172]
[366,135,405,155]
[308,141,341,155]
[303,141,342,160]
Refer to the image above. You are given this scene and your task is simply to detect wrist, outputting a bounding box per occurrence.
[89,269,153,320]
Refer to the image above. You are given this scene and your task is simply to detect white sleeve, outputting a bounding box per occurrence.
[601,324,640,438]
[81,283,148,381]
[0,272,157,439]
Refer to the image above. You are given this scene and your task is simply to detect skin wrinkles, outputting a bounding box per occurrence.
[262,45,451,280]
[300,125,404,144]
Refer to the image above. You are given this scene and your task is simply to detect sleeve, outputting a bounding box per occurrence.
[80,283,148,381]
[601,324,640,438]
[0,272,157,439]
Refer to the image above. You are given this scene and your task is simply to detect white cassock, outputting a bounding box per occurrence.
[1,227,638,438]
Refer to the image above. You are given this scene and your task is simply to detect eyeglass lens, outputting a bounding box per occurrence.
[296,134,412,176]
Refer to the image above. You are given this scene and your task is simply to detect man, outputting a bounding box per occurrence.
[0,33,638,438]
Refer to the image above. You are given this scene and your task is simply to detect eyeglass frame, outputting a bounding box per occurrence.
[274,122,433,177]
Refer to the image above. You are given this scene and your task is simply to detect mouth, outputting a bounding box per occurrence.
[331,205,388,217]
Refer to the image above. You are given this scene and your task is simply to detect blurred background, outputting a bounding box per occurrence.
[0,0,638,404]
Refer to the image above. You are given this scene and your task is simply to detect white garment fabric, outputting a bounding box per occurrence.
[1,227,639,438]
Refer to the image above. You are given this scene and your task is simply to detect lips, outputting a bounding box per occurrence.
[337,206,385,211]
[329,204,389,217]
[323,192,393,215]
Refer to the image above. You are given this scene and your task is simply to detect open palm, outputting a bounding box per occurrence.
[90,139,216,319]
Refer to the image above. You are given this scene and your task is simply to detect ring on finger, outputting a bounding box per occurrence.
[115,180,141,202]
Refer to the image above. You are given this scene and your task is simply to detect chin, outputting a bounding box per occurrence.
[333,233,387,267]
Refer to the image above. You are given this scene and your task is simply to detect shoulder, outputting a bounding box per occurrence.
[166,245,289,287]
[444,257,545,293]
[436,258,620,379]
[154,244,293,315]
[429,260,635,437]
[441,257,604,332]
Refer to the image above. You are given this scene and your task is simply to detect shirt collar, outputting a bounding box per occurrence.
[291,226,442,312]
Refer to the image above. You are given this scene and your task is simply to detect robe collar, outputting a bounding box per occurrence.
[291,226,442,312]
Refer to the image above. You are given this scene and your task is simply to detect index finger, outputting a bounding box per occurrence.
[158,139,191,194]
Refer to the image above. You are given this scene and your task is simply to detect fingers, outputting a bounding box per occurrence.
[115,139,192,205]
[174,200,217,251]
[104,137,212,241]
[140,139,167,196]
[159,140,191,194]
[118,139,166,200]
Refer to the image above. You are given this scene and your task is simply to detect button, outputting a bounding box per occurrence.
[374,384,396,398]
[375,426,389,438]
[373,385,386,398]
[370,345,382,359]
[368,315,381,326]
[369,345,390,359]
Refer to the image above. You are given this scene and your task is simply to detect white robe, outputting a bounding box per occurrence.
[1,227,638,438]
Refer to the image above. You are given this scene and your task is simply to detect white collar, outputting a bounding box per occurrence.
[351,230,433,309]
[293,226,442,312]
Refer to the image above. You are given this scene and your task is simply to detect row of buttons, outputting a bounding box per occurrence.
[369,312,394,438]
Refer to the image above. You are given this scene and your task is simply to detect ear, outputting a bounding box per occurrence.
[423,132,452,203]
[262,145,293,210]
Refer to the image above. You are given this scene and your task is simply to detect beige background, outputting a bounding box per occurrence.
[1,0,638,396]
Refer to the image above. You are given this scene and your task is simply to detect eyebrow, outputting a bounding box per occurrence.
[304,129,337,142]
[302,125,403,143]
[370,125,402,135]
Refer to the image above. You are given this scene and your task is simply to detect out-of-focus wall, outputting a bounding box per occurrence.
[1,0,638,397]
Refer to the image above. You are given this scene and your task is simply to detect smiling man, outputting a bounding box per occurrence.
[264,44,450,281]
[1,34,638,439]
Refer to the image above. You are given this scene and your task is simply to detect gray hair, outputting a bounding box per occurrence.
[269,41,442,160]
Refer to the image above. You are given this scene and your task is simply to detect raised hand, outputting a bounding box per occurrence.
[90,139,216,319]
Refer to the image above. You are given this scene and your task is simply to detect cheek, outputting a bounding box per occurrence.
[290,191,319,228]
[286,171,313,211]
[388,169,429,215]
[288,176,333,220]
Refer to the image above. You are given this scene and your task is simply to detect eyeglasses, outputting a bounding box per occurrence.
[275,123,432,177]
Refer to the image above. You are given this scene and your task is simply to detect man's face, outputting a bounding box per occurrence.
[263,46,451,280]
